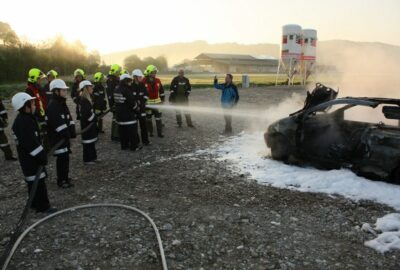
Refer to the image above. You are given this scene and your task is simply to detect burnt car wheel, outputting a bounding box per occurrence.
[270,134,290,161]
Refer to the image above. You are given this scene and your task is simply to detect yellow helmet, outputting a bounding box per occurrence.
[121,69,128,75]
[74,68,85,78]
[109,64,121,76]
[28,68,45,83]
[94,72,104,83]
[145,65,158,74]
[46,70,58,78]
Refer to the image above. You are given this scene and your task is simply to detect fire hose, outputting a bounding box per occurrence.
[0,109,168,270]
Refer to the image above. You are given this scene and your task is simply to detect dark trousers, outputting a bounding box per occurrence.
[223,109,233,132]
[119,124,139,150]
[0,131,13,159]
[146,109,162,136]
[174,101,193,126]
[56,153,70,185]
[98,118,103,132]
[83,143,97,162]
[138,115,149,144]
[111,113,120,141]
[27,178,50,212]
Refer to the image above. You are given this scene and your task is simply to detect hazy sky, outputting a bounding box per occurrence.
[1,0,399,54]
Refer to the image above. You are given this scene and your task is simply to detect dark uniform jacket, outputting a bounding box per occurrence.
[79,98,98,144]
[106,75,120,110]
[43,82,53,104]
[169,76,191,103]
[131,81,148,118]
[93,82,107,112]
[71,82,80,106]
[12,112,47,181]
[46,95,76,155]
[114,82,138,125]
[0,98,7,131]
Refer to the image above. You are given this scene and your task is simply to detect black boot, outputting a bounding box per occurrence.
[156,119,164,138]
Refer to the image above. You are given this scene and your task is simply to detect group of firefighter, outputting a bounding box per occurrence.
[1,65,239,213]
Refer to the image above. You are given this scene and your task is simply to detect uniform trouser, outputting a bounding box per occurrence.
[75,104,81,120]
[174,101,192,126]
[39,123,50,153]
[223,108,233,132]
[98,118,103,132]
[56,152,69,185]
[138,114,149,144]
[111,113,120,141]
[119,124,139,150]
[83,143,97,162]
[0,131,13,159]
[146,109,162,136]
[27,178,51,212]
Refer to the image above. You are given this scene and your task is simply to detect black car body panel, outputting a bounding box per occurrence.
[265,84,400,184]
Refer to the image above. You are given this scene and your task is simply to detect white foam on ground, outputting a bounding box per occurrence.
[208,131,400,210]
[364,213,400,253]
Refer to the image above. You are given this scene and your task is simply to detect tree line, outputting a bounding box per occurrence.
[123,54,168,73]
[0,22,102,83]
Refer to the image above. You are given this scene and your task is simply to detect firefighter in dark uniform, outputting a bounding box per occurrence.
[132,69,150,146]
[106,64,121,142]
[169,69,194,128]
[46,79,76,188]
[11,92,56,213]
[114,74,140,151]
[79,80,98,164]
[143,65,165,138]
[25,68,49,151]
[71,68,85,120]
[92,72,107,133]
[0,98,17,160]
[43,70,58,103]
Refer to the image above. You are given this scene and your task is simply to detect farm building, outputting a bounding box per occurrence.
[192,53,279,73]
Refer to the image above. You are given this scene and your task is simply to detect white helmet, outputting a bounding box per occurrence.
[50,79,69,91]
[120,74,132,81]
[131,69,144,77]
[11,92,36,111]
[79,80,93,91]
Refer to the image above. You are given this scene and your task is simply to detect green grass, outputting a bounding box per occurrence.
[0,73,301,99]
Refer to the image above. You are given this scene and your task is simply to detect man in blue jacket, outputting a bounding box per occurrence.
[214,74,239,134]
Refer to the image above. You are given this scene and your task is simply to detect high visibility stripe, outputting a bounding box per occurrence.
[147,98,161,104]
[56,124,68,132]
[69,121,75,125]
[0,110,6,115]
[117,120,137,125]
[0,128,3,131]
[46,91,52,95]
[141,113,146,117]
[30,145,44,156]
[82,137,98,144]
[160,93,165,97]
[88,114,95,121]
[0,143,9,147]
[144,96,149,99]
[155,118,161,121]
[53,147,69,155]
[25,172,46,182]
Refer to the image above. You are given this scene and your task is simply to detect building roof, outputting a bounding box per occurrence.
[194,53,278,66]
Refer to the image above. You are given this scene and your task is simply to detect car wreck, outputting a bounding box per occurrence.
[265,83,400,184]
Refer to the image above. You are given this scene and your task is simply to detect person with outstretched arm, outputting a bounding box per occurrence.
[214,74,239,135]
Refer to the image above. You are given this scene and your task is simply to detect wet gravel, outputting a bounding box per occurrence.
[1,86,399,269]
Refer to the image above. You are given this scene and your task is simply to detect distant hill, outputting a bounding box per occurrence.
[101,40,400,75]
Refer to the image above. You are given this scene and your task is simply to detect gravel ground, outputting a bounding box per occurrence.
[1,86,399,269]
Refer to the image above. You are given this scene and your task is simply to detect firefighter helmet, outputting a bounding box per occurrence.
[28,68,45,83]
[145,65,158,74]
[94,72,104,83]
[109,64,122,76]
[11,92,36,111]
[74,68,85,78]
[46,70,58,78]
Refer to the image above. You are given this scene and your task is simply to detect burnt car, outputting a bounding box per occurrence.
[265,83,400,184]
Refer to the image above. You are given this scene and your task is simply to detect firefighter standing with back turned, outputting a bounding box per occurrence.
[107,64,122,142]
[143,65,165,138]
[131,69,150,146]
[71,68,85,120]
[92,72,107,133]
[46,79,76,188]
[114,74,140,151]
[0,98,17,161]
[11,92,56,213]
